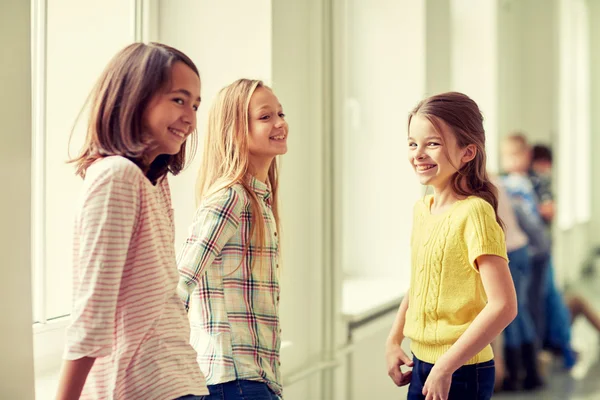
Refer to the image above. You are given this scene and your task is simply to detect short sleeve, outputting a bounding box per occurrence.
[463,198,508,271]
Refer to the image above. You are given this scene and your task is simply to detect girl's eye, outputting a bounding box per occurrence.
[408,142,417,148]
[278,113,286,118]
[260,115,271,120]
[428,142,440,146]
[174,98,184,105]
[193,105,199,112]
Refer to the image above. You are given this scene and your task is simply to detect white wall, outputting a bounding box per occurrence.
[497,0,558,146]
[589,0,600,253]
[497,0,524,144]
[426,0,452,95]
[0,0,36,398]
[450,0,500,172]
[519,0,558,145]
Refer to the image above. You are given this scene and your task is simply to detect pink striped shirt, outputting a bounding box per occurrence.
[63,156,208,399]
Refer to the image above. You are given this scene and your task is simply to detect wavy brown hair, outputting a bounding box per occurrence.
[70,42,200,183]
[409,92,503,226]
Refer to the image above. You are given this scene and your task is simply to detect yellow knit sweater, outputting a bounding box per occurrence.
[403,195,507,365]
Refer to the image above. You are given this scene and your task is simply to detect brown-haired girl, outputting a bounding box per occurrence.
[56,42,208,400]
[385,92,518,400]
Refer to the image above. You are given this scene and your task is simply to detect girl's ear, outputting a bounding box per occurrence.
[462,144,477,163]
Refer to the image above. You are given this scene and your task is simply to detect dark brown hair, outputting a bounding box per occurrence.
[408,92,503,226]
[532,144,552,163]
[70,42,200,183]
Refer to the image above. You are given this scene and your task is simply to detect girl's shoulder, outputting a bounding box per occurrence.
[456,196,497,222]
[201,182,248,209]
[462,195,491,207]
[86,156,146,186]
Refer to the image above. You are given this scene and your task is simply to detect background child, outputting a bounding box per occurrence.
[177,79,288,400]
[386,92,517,400]
[500,135,579,370]
[56,42,208,400]
[530,144,555,224]
[529,143,590,368]
[495,178,543,390]
[500,133,551,343]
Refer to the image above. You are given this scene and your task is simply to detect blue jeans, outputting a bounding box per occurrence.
[408,357,495,400]
[529,253,549,343]
[543,257,577,368]
[503,246,536,347]
[205,380,280,400]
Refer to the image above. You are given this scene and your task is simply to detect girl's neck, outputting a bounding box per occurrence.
[249,156,274,183]
[431,183,467,213]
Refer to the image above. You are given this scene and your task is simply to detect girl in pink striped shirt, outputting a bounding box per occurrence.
[56,43,209,400]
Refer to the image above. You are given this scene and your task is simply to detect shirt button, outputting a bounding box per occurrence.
[274,231,277,236]
[277,296,280,301]
[276,264,279,268]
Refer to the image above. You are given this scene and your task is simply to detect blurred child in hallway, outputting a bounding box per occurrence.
[494,177,543,390]
[530,144,600,358]
[500,133,550,344]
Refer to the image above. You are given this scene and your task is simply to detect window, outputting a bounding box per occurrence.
[557,0,591,230]
[31,0,142,375]
[334,0,425,280]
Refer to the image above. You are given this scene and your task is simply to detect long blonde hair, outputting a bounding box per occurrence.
[196,79,280,263]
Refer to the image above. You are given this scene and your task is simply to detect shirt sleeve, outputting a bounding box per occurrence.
[512,198,551,258]
[463,198,508,271]
[64,170,141,360]
[176,187,242,309]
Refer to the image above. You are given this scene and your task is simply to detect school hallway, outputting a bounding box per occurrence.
[4,0,600,398]
[495,272,600,400]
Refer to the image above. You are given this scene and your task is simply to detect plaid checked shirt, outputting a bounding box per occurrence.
[177,177,282,395]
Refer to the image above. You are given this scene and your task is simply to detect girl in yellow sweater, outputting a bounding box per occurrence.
[385,92,518,400]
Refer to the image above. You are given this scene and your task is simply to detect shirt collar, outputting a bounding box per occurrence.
[249,175,272,204]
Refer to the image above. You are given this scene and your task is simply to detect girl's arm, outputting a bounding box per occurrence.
[55,358,96,400]
[385,292,414,386]
[431,254,517,374]
[386,292,409,347]
[57,166,141,398]
[177,188,242,308]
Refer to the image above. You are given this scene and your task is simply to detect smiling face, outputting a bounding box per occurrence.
[247,86,288,164]
[407,114,471,190]
[142,61,201,163]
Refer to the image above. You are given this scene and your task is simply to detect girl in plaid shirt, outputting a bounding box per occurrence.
[177,79,288,400]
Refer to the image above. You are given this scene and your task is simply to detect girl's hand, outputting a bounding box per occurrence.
[385,342,413,386]
[422,365,452,400]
